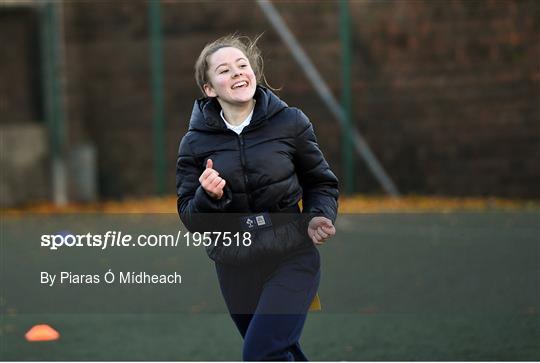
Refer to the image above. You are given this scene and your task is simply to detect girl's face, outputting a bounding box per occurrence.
[203,47,257,106]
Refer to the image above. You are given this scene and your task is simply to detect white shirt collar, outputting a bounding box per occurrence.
[220,107,254,135]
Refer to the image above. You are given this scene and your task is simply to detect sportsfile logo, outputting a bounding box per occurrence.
[40,230,253,250]
[40,231,183,250]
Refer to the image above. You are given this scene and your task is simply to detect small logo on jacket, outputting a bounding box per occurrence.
[240,213,272,231]
[256,215,266,226]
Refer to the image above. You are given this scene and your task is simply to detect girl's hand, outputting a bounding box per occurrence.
[307,216,336,245]
[199,159,226,199]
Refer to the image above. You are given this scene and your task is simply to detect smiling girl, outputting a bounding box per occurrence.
[176,34,339,361]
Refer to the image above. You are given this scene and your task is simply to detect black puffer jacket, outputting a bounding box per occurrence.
[176,86,339,263]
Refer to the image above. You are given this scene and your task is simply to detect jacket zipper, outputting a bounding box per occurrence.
[237,134,253,210]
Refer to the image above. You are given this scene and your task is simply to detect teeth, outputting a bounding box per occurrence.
[232,81,247,89]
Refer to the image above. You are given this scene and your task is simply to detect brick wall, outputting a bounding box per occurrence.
[0,7,42,123]
[11,0,537,200]
[347,0,540,197]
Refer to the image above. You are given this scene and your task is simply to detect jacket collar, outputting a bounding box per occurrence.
[188,85,287,132]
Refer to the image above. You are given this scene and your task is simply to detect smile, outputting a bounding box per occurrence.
[231,81,248,89]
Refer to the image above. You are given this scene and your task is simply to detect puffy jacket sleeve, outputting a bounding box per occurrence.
[294,109,339,223]
[176,134,232,231]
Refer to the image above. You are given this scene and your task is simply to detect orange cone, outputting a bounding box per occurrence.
[25,324,60,342]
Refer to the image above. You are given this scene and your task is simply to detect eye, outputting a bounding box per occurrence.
[219,69,228,74]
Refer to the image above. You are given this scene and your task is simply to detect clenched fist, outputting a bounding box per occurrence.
[307,216,336,245]
[199,159,226,200]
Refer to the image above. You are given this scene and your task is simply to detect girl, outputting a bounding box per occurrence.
[176,34,339,361]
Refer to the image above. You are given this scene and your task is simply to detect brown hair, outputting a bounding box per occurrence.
[194,33,274,96]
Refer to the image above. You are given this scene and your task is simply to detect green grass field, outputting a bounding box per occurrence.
[2,312,538,360]
[1,211,539,360]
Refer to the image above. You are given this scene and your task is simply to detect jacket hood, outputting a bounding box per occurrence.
[188,85,288,132]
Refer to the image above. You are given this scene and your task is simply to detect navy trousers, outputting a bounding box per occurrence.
[215,246,320,361]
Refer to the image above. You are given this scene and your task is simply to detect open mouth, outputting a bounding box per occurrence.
[231,81,248,89]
